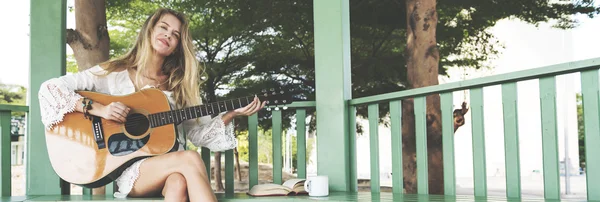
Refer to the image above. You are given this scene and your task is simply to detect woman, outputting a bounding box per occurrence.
[38,8,264,202]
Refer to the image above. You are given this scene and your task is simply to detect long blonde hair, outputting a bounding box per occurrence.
[100,8,202,108]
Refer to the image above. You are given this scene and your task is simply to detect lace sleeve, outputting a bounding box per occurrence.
[38,66,103,130]
[183,113,237,152]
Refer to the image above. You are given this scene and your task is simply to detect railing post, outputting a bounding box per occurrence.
[28,0,67,195]
[1,111,11,197]
[539,77,561,200]
[271,110,283,184]
[313,0,353,192]
[248,114,258,188]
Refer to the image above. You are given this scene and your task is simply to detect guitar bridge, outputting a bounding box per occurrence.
[92,116,106,149]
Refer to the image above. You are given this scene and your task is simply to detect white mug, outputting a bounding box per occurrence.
[304,176,329,197]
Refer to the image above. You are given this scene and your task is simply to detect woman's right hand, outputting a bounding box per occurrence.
[100,102,131,123]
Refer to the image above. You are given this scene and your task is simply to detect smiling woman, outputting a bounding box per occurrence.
[37,8,266,202]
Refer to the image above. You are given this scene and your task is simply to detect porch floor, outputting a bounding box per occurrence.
[2,192,589,202]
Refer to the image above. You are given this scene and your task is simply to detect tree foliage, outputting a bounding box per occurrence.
[0,84,27,117]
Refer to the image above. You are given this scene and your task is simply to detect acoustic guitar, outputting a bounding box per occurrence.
[45,87,292,188]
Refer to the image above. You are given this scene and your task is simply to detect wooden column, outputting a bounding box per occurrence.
[27,0,66,195]
[313,0,353,192]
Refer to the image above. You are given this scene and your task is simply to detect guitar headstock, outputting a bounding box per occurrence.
[261,87,294,111]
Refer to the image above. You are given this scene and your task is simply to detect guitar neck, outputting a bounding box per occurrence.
[148,95,263,127]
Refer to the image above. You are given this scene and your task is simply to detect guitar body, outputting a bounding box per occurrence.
[45,88,178,188]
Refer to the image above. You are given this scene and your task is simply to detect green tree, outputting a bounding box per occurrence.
[577,93,585,170]
[66,54,79,73]
[236,127,314,173]
[240,0,599,194]
[0,84,27,117]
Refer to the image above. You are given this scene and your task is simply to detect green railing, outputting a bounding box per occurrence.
[201,101,316,196]
[0,101,317,197]
[0,104,29,197]
[4,55,600,200]
[347,57,600,200]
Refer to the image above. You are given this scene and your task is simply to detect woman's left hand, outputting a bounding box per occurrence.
[234,96,266,116]
[221,96,266,125]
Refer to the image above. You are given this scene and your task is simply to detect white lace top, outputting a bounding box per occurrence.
[38,65,237,152]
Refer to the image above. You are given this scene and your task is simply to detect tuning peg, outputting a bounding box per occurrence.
[283,106,288,110]
[267,108,272,111]
[275,107,280,110]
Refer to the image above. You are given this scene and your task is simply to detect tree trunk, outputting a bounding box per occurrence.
[66,0,110,195]
[67,0,110,71]
[404,0,444,195]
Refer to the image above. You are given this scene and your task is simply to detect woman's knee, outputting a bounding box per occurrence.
[162,173,187,200]
[175,151,207,171]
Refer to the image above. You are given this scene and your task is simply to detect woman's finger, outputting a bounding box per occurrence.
[109,113,122,123]
[112,102,130,112]
[251,100,262,113]
[117,109,128,120]
[242,99,257,111]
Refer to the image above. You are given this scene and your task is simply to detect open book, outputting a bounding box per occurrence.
[247,178,307,196]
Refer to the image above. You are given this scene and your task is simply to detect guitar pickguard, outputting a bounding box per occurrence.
[107,133,150,156]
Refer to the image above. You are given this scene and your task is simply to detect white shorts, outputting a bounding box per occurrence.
[113,158,148,198]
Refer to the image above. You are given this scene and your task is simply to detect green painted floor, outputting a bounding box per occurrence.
[1,192,589,202]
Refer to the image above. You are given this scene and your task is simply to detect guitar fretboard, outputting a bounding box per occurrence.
[148,95,260,127]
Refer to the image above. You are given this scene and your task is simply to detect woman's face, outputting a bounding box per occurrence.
[151,13,181,57]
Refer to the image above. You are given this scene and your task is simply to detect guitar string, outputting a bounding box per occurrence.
[89,95,279,128]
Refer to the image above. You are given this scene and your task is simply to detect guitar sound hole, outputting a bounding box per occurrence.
[125,113,149,137]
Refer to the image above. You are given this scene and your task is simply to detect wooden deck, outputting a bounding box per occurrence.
[1,192,590,202]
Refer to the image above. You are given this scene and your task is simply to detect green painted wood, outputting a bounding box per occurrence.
[0,195,38,201]
[266,101,316,109]
[0,112,10,197]
[296,109,307,179]
[368,104,380,193]
[248,114,258,188]
[105,182,114,196]
[348,106,358,192]
[272,110,283,184]
[6,192,574,202]
[413,96,428,194]
[538,77,560,200]
[202,147,211,181]
[580,69,600,201]
[349,57,600,106]
[28,0,67,195]
[0,105,29,112]
[501,83,521,199]
[470,88,487,197]
[313,0,352,192]
[440,93,456,196]
[225,149,234,195]
[389,100,403,194]
[82,188,91,196]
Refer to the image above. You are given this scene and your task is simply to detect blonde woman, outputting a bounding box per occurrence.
[38,8,264,202]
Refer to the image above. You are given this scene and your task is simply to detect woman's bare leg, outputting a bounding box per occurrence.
[162,173,188,202]
[127,150,217,202]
